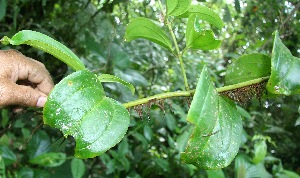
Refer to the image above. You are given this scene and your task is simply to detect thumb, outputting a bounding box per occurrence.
[0,81,48,108]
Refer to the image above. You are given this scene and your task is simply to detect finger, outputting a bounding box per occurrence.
[16,57,54,94]
[0,80,47,108]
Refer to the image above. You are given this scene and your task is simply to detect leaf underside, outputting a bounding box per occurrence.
[43,70,130,158]
[181,66,242,169]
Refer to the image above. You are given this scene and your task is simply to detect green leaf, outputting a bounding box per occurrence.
[43,70,130,158]
[98,74,135,95]
[0,146,17,166]
[223,5,232,23]
[282,170,300,178]
[166,0,192,16]
[27,130,51,159]
[185,5,224,29]
[186,14,221,51]
[266,31,300,95]
[252,139,267,164]
[0,156,6,178]
[143,125,153,141]
[29,152,66,167]
[225,53,271,85]
[234,0,241,13]
[18,167,51,178]
[0,30,86,71]
[71,158,86,178]
[125,17,173,51]
[0,0,6,21]
[235,154,272,178]
[295,117,300,127]
[206,169,225,178]
[181,66,242,169]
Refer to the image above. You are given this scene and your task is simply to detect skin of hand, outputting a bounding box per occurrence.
[0,49,54,108]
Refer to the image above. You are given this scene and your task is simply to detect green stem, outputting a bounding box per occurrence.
[123,76,269,109]
[216,76,269,92]
[158,0,189,91]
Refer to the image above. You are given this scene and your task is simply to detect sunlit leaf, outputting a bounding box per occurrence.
[29,152,66,167]
[43,70,130,158]
[181,66,242,169]
[124,17,173,51]
[225,53,271,85]
[167,0,192,16]
[98,74,135,95]
[0,30,86,71]
[267,31,300,95]
[185,14,221,50]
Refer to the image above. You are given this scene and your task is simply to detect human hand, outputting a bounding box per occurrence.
[0,49,54,108]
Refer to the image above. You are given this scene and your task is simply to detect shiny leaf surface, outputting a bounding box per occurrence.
[43,70,130,158]
[124,17,173,51]
[267,31,300,95]
[181,66,242,169]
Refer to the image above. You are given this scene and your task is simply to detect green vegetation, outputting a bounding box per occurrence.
[0,0,300,177]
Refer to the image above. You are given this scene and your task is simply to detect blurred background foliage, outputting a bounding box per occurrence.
[0,0,299,177]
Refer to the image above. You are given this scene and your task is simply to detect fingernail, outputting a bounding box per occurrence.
[36,96,47,107]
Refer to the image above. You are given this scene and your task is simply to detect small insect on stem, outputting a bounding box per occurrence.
[202,130,220,137]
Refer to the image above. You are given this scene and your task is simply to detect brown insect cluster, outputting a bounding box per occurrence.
[132,99,166,119]
[220,81,267,105]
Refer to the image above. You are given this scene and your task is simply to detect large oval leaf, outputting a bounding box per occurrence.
[225,53,271,85]
[167,0,192,16]
[185,14,221,50]
[124,17,173,51]
[267,31,300,95]
[181,66,242,169]
[43,70,130,158]
[0,30,86,71]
